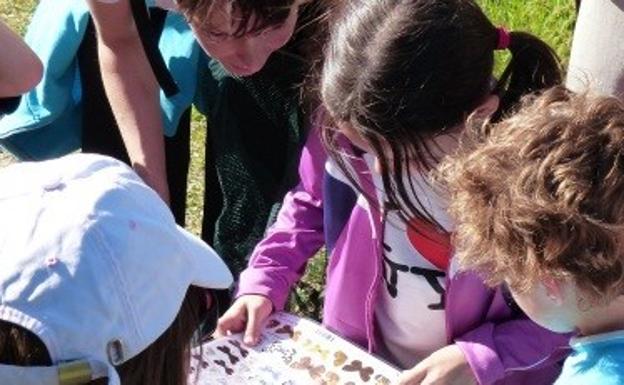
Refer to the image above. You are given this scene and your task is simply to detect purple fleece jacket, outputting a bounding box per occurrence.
[237,125,569,384]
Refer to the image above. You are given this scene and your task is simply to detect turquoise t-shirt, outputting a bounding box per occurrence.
[555,330,624,385]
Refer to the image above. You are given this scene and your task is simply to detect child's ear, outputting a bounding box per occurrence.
[472,95,500,119]
[541,277,565,305]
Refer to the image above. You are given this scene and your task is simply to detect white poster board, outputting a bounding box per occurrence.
[189,312,400,384]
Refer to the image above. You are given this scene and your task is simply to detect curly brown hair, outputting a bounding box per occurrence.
[440,86,624,303]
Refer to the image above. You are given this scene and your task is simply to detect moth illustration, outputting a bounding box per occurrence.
[333,351,347,367]
[213,359,234,375]
[290,356,326,380]
[228,340,249,358]
[274,324,295,338]
[343,360,375,382]
[267,319,281,329]
[321,371,340,385]
[216,345,240,365]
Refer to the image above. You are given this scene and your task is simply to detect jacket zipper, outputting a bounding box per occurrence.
[365,204,385,353]
[444,269,454,344]
[504,345,570,374]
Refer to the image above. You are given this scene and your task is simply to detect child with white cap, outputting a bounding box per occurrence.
[0,153,233,385]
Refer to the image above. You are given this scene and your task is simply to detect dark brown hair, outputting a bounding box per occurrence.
[177,0,298,37]
[0,286,207,385]
[440,86,624,303]
[321,0,562,228]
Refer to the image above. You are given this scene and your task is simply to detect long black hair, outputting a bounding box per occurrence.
[320,0,562,228]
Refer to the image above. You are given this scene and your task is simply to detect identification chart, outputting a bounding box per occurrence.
[189,312,400,384]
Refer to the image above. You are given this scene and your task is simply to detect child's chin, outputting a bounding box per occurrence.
[535,318,576,334]
[222,62,260,77]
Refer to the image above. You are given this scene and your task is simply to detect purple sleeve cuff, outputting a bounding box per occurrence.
[235,267,293,311]
[456,323,506,385]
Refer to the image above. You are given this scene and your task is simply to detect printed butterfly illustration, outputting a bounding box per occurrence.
[267,319,281,329]
[275,324,295,338]
[213,359,234,375]
[290,356,326,380]
[333,351,347,367]
[191,353,210,369]
[321,371,340,385]
[300,338,314,349]
[265,343,296,364]
[291,330,302,342]
[374,374,391,385]
[216,345,240,365]
[228,340,249,358]
[343,360,375,382]
[304,343,330,360]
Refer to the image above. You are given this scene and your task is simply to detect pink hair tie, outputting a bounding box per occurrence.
[496,27,511,50]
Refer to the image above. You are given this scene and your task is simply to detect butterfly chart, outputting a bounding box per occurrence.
[189,312,400,385]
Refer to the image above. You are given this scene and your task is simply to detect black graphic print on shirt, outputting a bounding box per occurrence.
[381,217,451,310]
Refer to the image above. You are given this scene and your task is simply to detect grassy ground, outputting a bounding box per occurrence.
[1,0,577,319]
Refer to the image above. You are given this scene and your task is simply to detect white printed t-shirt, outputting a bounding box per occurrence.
[364,139,455,369]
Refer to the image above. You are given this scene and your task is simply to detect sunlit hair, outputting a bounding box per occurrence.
[320,0,562,229]
[177,0,298,37]
[440,86,624,303]
[0,287,207,385]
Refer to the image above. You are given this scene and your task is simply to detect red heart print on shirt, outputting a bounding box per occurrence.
[406,218,451,271]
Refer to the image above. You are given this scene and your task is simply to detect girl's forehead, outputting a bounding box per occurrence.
[196,0,300,36]
[198,0,238,34]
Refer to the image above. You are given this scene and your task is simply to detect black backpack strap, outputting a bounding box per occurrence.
[129,0,179,97]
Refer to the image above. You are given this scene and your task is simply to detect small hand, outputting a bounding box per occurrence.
[213,294,273,346]
[396,344,477,385]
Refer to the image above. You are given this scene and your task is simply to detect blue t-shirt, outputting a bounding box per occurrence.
[555,330,624,385]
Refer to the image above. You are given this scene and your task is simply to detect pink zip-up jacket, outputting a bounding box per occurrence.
[237,126,569,384]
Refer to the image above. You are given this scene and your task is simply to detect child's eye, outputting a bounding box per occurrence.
[202,31,231,42]
[251,22,288,39]
[245,27,271,40]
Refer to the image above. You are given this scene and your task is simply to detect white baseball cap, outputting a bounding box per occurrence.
[0,154,233,385]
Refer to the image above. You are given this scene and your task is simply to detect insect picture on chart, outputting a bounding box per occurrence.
[190,312,401,384]
[333,351,347,367]
[228,340,249,358]
[343,359,375,382]
[213,359,234,376]
[290,356,326,380]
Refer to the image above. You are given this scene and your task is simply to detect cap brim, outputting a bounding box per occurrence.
[176,225,233,290]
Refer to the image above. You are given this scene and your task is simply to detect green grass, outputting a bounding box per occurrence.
[0,0,35,35]
[1,0,577,319]
[186,113,207,236]
[482,0,576,67]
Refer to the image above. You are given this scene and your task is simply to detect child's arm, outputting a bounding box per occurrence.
[0,20,42,98]
[85,0,170,204]
[216,124,327,343]
[398,344,477,385]
[397,302,568,385]
[454,313,570,385]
